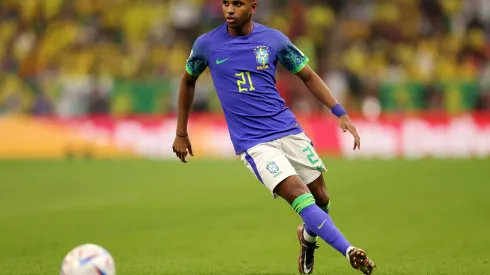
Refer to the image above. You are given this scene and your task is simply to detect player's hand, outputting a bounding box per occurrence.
[338,115,360,150]
[172,134,194,163]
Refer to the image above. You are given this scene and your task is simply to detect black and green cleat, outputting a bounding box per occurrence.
[296,224,319,274]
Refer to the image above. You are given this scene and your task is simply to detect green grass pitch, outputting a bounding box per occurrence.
[0,158,489,275]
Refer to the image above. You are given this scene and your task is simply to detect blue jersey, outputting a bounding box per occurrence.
[186,22,309,154]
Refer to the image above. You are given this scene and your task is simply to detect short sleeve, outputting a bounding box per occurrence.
[276,33,309,74]
[186,37,208,76]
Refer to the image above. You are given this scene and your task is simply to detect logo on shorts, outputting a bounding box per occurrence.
[266,161,280,174]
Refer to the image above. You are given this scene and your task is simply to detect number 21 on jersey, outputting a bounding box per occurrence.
[235,71,255,92]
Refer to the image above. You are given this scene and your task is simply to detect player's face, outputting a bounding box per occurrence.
[222,0,256,28]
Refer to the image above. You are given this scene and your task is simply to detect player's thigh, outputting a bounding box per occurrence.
[240,141,298,195]
[281,132,327,185]
[274,175,312,205]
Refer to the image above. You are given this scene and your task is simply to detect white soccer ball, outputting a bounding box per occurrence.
[60,244,116,275]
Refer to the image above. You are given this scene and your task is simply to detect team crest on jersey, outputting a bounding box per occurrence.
[254,46,270,70]
[266,161,279,174]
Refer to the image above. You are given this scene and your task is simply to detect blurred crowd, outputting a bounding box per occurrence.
[0,0,490,117]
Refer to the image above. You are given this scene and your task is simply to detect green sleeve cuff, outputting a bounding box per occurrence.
[290,57,309,74]
[186,64,202,76]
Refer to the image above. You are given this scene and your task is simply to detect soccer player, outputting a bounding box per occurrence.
[172,0,376,274]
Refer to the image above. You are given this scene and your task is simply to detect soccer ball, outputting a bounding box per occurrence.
[60,244,116,275]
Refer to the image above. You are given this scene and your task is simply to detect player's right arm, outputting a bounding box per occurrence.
[172,38,208,163]
[172,72,198,163]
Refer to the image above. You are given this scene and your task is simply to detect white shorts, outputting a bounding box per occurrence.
[240,132,327,196]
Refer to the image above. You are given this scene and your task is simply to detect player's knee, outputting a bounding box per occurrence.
[274,175,311,204]
[315,195,330,209]
[317,197,331,214]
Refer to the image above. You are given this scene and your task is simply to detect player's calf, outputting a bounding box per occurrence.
[301,199,330,243]
[302,174,331,243]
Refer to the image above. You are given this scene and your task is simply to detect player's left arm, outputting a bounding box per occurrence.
[295,65,360,150]
[276,32,360,149]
